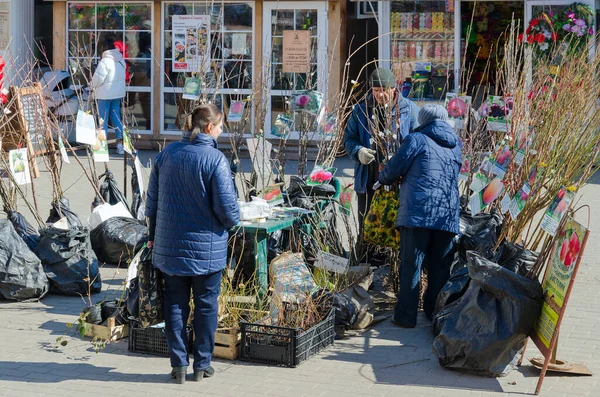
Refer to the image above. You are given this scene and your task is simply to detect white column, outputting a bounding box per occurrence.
[0,0,35,86]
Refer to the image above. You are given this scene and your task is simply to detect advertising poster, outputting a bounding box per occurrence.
[9,148,31,185]
[534,217,587,348]
[282,30,310,73]
[172,15,211,73]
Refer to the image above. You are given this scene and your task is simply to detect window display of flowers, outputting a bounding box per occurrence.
[518,3,594,56]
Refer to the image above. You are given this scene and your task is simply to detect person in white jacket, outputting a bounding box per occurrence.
[91,39,127,154]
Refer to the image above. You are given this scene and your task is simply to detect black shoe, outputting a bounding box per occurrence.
[391,319,416,328]
[170,366,188,384]
[193,366,215,381]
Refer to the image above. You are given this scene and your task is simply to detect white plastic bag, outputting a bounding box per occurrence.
[88,202,132,229]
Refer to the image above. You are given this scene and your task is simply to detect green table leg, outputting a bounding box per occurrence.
[254,231,268,297]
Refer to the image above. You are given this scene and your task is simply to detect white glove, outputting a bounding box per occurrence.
[358,147,376,165]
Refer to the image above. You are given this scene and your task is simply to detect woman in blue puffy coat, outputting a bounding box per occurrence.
[146,104,240,383]
[378,104,461,328]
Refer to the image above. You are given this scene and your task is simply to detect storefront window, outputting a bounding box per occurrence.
[389,0,455,101]
[162,2,254,134]
[67,2,154,133]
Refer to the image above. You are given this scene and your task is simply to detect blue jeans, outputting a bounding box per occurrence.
[163,271,222,370]
[394,227,456,327]
[97,98,123,139]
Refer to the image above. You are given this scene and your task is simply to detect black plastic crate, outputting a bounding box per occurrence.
[240,309,335,367]
[128,321,193,357]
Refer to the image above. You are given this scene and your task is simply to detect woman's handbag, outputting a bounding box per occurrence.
[137,246,165,327]
[363,187,400,250]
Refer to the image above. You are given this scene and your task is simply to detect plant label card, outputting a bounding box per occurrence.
[231,33,247,55]
[271,114,294,139]
[123,130,135,155]
[490,144,512,178]
[307,165,336,186]
[541,188,575,236]
[338,183,354,215]
[92,129,109,163]
[470,171,491,193]
[315,251,349,275]
[228,101,245,123]
[9,148,31,185]
[76,110,96,145]
[58,138,70,164]
[500,194,511,215]
[445,93,471,119]
[182,77,201,100]
[318,113,337,137]
[469,191,483,216]
[487,96,513,123]
[261,185,284,206]
[508,183,531,220]
[292,90,323,116]
[459,154,471,181]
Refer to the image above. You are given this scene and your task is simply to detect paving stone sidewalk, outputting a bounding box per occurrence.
[0,153,598,397]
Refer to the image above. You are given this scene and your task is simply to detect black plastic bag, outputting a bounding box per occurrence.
[46,197,82,228]
[92,169,130,212]
[287,175,336,203]
[457,209,503,262]
[90,217,148,264]
[35,226,102,296]
[0,219,49,301]
[130,163,146,224]
[432,252,543,377]
[432,261,470,319]
[494,242,538,277]
[138,246,164,328]
[7,211,39,251]
[312,289,358,338]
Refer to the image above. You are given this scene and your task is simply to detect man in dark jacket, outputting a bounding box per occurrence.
[343,67,419,264]
[378,104,461,328]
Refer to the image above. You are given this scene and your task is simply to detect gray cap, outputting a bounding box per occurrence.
[418,104,449,125]
[369,68,396,88]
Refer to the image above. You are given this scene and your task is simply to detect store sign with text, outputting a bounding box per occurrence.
[282,30,310,73]
[172,15,211,73]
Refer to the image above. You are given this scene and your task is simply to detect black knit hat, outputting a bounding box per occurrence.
[370,68,396,88]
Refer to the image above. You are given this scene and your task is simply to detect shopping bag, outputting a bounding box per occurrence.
[363,188,400,250]
[137,246,165,327]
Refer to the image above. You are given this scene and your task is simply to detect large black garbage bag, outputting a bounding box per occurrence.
[90,217,147,264]
[432,252,543,377]
[312,289,357,338]
[35,226,102,296]
[92,169,130,211]
[457,209,503,262]
[7,210,39,251]
[432,261,470,325]
[494,242,538,277]
[130,163,146,224]
[287,175,336,203]
[46,197,82,228]
[0,220,49,301]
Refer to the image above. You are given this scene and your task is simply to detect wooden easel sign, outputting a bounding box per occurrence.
[529,216,591,394]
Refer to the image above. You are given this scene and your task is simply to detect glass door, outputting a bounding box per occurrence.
[263,2,328,139]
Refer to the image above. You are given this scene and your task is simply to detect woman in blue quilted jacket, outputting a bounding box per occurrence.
[378,104,461,328]
[146,104,240,384]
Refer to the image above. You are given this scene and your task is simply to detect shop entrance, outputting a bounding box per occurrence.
[459,1,524,104]
[263,2,328,139]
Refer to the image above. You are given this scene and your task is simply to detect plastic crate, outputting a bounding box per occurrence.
[128,321,193,357]
[239,309,335,367]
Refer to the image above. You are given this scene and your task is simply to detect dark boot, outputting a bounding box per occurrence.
[170,366,188,384]
[193,366,215,381]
